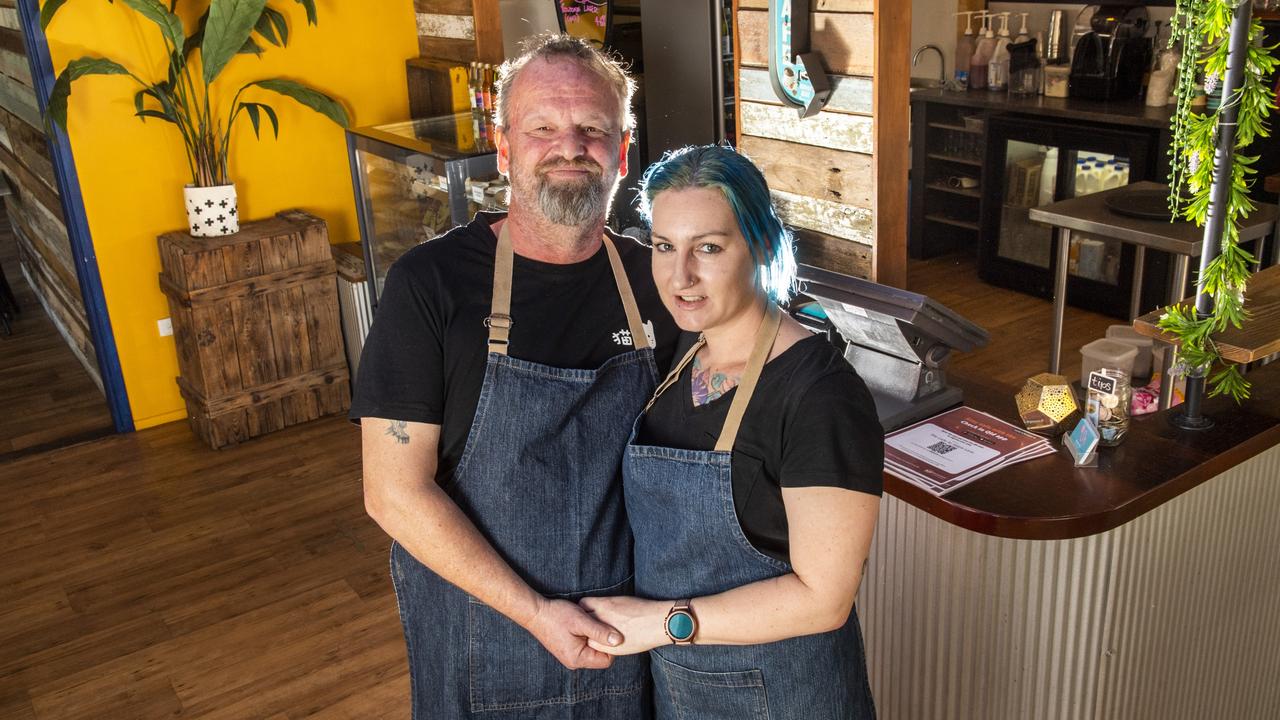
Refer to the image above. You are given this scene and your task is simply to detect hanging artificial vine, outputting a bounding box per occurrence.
[1162,0,1277,401]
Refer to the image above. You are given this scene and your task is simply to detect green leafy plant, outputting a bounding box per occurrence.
[43,0,350,188]
[1163,0,1278,401]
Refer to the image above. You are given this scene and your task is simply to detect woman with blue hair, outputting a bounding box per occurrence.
[582,144,883,718]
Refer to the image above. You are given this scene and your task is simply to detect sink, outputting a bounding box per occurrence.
[910,78,943,93]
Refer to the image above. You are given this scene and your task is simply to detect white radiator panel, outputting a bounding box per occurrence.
[336,276,373,379]
[857,444,1280,719]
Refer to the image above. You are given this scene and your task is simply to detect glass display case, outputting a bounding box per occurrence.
[346,113,508,309]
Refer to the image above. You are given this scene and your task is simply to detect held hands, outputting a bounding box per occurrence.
[579,596,670,656]
[524,597,623,670]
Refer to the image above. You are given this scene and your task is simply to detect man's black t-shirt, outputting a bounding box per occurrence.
[349,212,679,487]
[636,332,884,563]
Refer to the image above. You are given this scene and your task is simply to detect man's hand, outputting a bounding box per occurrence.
[579,596,669,656]
[524,597,624,669]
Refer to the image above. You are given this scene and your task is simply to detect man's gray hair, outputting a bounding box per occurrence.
[494,34,636,133]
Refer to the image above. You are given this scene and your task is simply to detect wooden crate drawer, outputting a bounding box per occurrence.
[159,210,350,448]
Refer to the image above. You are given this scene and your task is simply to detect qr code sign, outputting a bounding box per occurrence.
[928,441,958,455]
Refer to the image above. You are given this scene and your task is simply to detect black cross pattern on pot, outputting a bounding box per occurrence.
[191,225,199,233]
[194,206,203,215]
[229,207,237,217]
[216,215,225,223]
[206,218,214,226]
[221,226,229,233]
[219,199,228,208]
[205,200,214,208]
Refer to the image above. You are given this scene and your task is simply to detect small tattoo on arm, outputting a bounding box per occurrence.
[385,420,410,445]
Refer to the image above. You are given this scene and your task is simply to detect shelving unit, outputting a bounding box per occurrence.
[911,101,987,258]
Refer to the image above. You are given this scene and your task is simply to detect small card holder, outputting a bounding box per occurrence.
[1064,417,1100,467]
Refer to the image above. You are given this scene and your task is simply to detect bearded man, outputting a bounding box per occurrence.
[351,34,677,719]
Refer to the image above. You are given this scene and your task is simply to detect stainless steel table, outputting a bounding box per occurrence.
[1029,181,1278,407]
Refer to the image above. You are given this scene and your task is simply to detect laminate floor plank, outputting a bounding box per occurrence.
[907,253,1117,390]
[2,416,408,718]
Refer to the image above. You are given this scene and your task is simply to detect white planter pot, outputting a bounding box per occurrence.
[184,184,239,237]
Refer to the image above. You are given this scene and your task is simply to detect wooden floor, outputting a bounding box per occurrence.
[907,252,1116,390]
[0,415,406,720]
[0,208,114,458]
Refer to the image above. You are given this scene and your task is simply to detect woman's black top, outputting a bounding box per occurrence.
[636,331,884,563]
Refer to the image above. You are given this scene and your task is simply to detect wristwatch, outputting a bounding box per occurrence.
[664,599,697,645]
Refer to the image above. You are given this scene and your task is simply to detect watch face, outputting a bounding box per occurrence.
[666,611,695,641]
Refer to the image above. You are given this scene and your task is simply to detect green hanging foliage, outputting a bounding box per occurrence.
[1163,0,1278,402]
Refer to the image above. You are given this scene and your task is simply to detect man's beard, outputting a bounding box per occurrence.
[532,159,614,227]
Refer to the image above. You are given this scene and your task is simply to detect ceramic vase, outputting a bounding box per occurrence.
[184,184,239,237]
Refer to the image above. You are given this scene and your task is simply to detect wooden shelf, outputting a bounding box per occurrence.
[927,121,981,134]
[927,152,984,167]
[1133,264,1280,364]
[924,214,980,231]
[926,181,981,198]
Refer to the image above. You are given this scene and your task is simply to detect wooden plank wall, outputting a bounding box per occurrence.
[736,0,908,285]
[416,0,502,64]
[0,0,100,389]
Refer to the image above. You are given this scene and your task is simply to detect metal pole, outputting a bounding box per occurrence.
[1171,0,1253,431]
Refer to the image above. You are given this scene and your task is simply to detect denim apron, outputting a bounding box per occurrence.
[390,225,657,719]
[624,306,876,719]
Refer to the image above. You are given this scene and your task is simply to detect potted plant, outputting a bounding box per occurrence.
[43,0,350,237]
[1159,0,1277,415]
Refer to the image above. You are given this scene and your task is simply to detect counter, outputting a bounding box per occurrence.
[856,362,1280,718]
[909,87,1175,130]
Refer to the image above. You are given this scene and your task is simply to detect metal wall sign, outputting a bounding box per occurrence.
[767,0,831,118]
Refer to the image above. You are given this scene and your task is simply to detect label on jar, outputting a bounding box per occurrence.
[1088,371,1117,396]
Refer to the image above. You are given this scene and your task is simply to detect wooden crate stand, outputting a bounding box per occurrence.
[159,210,350,449]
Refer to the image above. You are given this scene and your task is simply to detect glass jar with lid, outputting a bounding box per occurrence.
[1085,368,1132,446]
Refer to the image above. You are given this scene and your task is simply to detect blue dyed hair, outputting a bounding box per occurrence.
[637,145,796,303]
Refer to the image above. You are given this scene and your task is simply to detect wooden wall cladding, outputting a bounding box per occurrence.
[158,211,350,449]
[733,0,887,282]
[416,0,502,65]
[0,0,100,387]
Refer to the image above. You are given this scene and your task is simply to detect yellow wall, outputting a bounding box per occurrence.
[46,1,417,429]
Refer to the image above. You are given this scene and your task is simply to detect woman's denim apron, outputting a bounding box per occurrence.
[624,307,876,719]
[390,227,658,719]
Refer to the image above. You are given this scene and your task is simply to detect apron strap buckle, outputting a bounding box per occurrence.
[484,314,513,330]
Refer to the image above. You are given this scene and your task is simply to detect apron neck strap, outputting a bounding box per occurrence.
[643,304,782,452]
[715,305,781,452]
[489,222,650,355]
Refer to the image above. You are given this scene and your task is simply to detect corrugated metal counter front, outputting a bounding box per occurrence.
[856,362,1280,719]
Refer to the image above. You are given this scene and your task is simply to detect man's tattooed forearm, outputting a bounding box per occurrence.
[385,420,410,444]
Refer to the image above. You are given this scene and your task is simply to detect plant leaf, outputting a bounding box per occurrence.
[293,0,317,25]
[119,0,186,51]
[264,6,289,45]
[254,6,290,46]
[185,11,209,59]
[202,0,269,85]
[40,0,71,31]
[136,109,176,123]
[244,102,262,137]
[248,78,349,127]
[257,102,279,137]
[47,57,131,132]
[239,36,264,56]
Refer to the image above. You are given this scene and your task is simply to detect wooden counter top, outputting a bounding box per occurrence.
[885,360,1280,541]
[909,87,1174,129]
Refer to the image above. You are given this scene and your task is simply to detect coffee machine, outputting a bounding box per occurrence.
[1069,5,1151,101]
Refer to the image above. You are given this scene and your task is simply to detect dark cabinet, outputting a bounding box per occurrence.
[908,92,1174,318]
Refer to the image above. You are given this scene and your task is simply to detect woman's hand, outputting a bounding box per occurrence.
[579,596,670,655]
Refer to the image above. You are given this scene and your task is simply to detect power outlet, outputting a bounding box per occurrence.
[157,317,173,337]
